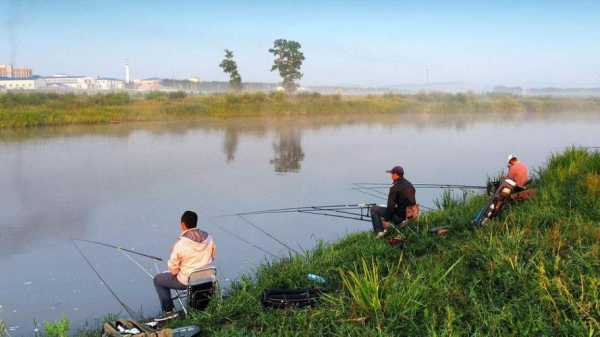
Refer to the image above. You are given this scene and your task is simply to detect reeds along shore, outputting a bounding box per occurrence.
[32,147,600,336]
[1,91,600,128]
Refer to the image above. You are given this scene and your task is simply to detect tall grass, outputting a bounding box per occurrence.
[0,320,7,337]
[2,92,600,128]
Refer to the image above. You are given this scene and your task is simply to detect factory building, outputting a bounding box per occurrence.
[134,78,162,91]
[0,77,47,90]
[0,64,33,78]
[45,75,97,90]
[96,77,125,90]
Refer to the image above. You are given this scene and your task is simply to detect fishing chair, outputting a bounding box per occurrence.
[172,266,218,315]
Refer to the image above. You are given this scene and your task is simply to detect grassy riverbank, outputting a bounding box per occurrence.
[1,92,600,128]
[26,147,595,336]
[163,148,599,337]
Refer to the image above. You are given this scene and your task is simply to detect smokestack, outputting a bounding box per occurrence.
[124,63,130,83]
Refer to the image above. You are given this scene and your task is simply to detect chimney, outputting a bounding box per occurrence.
[124,63,131,83]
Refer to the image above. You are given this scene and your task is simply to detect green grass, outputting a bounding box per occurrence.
[35,147,600,336]
[43,317,69,337]
[1,91,600,128]
[0,320,7,337]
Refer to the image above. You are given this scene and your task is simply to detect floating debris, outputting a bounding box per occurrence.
[24,281,33,286]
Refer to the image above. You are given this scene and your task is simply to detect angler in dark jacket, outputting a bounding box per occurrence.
[370,165,416,238]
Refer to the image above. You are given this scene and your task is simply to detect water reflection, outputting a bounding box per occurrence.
[270,128,305,173]
[223,127,239,163]
[0,146,93,256]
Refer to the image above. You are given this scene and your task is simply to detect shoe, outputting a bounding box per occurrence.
[388,236,406,247]
[375,230,387,239]
[153,310,179,322]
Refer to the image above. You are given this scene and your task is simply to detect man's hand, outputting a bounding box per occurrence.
[382,219,391,230]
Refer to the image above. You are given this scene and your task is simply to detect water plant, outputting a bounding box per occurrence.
[44,317,70,337]
[0,320,7,337]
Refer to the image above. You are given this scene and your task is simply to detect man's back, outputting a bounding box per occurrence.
[508,161,529,187]
[387,178,416,222]
[168,228,216,285]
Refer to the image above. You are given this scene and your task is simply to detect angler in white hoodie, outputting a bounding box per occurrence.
[153,210,216,313]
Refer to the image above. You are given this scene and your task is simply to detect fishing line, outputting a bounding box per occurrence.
[73,238,163,261]
[210,219,279,258]
[238,214,301,255]
[351,186,387,200]
[120,250,154,279]
[71,240,140,320]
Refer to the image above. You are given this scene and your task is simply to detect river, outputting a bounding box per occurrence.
[0,111,598,335]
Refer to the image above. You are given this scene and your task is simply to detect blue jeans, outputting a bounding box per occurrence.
[153,272,186,312]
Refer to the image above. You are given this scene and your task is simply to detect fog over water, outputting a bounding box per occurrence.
[0,111,598,334]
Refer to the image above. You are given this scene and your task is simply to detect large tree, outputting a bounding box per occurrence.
[219,49,242,91]
[268,39,305,94]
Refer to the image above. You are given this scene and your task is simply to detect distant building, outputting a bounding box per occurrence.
[493,86,523,95]
[134,78,162,91]
[45,75,97,90]
[96,77,124,90]
[0,64,33,78]
[0,77,46,90]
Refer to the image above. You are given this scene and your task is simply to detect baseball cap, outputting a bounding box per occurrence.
[507,154,517,163]
[386,166,404,176]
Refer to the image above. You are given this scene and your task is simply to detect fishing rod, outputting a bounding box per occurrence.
[72,240,141,321]
[211,220,279,258]
[73,238,163,261]
[354,182,487,190]
[238,215,301,255]
[213,204,377,256]
[224,203,378,222]
[350,186,442,212]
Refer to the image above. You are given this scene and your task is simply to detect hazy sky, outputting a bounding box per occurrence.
[1,0,599,87]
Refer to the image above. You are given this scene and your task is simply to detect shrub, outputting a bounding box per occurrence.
[44,317,70,337]
[168,91,187,100]
[145,91,167,100]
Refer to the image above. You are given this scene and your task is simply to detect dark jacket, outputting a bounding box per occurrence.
[386,178,416,223]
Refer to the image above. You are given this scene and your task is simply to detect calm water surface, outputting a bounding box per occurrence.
[0,112,598,334]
